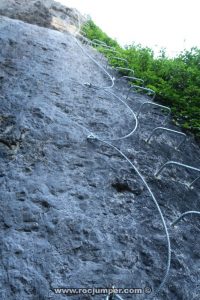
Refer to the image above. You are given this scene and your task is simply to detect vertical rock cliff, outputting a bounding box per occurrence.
[0,1,200,300]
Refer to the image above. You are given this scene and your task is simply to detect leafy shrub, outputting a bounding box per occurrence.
[82,20,200,140]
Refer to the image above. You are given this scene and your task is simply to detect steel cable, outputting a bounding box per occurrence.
[65,80,138,141]
[87,134,171,298]
[63,12,172,299]
[73,14,115,89]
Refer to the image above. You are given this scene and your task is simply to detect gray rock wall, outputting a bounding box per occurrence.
[0,3,200,300]
[0,0,84,33]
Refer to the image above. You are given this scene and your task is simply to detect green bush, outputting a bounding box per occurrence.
[82,20,200,139]
[82,20,119,48]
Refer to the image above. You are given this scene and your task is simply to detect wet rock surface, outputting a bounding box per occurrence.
[0,6,200,300]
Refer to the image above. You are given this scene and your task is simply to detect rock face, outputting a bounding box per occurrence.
[0,2,200,300]
[0,0,84,33]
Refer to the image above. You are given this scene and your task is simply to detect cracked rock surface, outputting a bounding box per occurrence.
[0,5,200,300]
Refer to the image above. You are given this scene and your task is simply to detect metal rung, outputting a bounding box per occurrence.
[102,48,121,55]
[100,49,122,62]
[90,42,119,61]
[92,39,107,45]
[91,41,104,47]
[171,211,200,226]
[115,67,135,76]
[106,56,128,68]
[111,57,128,65]
[79,29,86,36]
[92,40,116,51]
[115,76,144,84]
[91,41,106,47]
[126,85,155,100]
[155,161,200,188]
[146,127,187,150]
[99,44,116,51]
[92,39,114,49]
[137,102,171,124]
